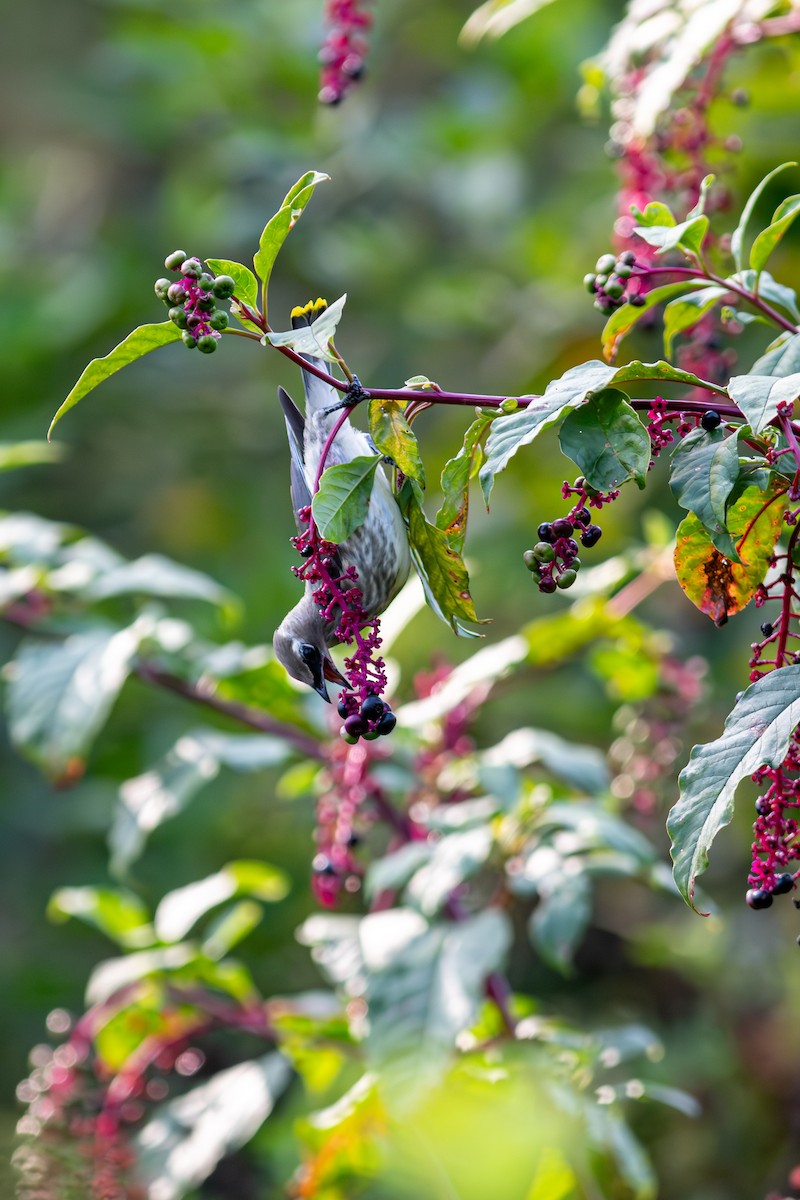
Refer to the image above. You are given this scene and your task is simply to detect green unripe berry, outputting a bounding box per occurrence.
[154,278,171,300]
[181,331,198,349]
[212,275,236,300]
[556,569,577,589]
[596,253,617,275]
[533,541,556,563]
[595,274,608,288]
[208,310,229,331]
[197,273,215,292]
[341,729,359,744]
[180,258,203,279]
[604,278,625,300]
[362,730,380,741]
[614,262,632,279]
[165,250,187,272]
[169,306,189,328]
[167,282,186,305]
[583,273,597,293]
[197,335,218,354]
[522,549,541,573]
[570,556,581,571]
[196,295,215,313]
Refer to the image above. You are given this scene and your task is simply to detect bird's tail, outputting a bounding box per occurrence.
[290,299,340,417]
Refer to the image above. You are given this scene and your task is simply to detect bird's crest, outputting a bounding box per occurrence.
[291,298,328,328]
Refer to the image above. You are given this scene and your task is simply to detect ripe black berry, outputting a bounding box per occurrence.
[745,888,773,910]
[537,522,554,543]
[629,294,646,307]
[755,798,770,816]
[337,699,349,718]
[773,873,795,895]
[344,714,364,737]
[564,538,580,558]
[701,410,721,431]
[551,517,574,539]
[580,525,602,548]
[539,578,557,594]
[574,507,590,526]
[376,709,397,736]
[620,251,636,266]
[312,854,337,876]
[760,622,774,638]
[361,694,385,722]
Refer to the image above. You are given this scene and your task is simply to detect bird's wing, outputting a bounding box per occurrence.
[278,386,312,527]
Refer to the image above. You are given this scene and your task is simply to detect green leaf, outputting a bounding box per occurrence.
[154,860,289,944]
[202,900,265,959]
[634,214,708,258]
[134,1053,292,1200]
[731,162,797,272]
[669,664,800,908]
[204,258,259,310]
[266,294,347,362]
[205,258,261,331]
[481,359,722,502]
[404,827,493,916]
[481,727,610,794]
[528,871,591,973]
[669,428,740,559]
[0,441,65,471]
[48,886,154,949]
[6,623,146,782]
[752,331,800,377]
[82,553,236,612]
[730,269,800,323]
[398,480,484,637]
[751,194,800,273]
[368,399,425,485]
[311,454,380,543]
[663,287,727,359]
[252,170,329,307]
[49,323,182,438]
[435,413,495,551]
[460,0,560,45]
[558,389,650,492]
[601,281,711,361]
[365,842,436,901]
[728,371,800,434]
[631,201,676,227]
[673,484,785,625]
[110,731,290,875]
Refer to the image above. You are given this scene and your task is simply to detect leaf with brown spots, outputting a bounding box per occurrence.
[674,484,785,623]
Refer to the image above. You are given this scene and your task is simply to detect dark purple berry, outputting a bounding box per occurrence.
[773,873,795,895]
[760,622,774,638]
[197,335,217,354]
[629,294,646,307]
[581,525,603,548]
[539,578,557,594]
[574,507,590,526]
[346,832,361,848]
[344,714,364,737]
[361,694,385,722]
[537,522,554,543]
[376,709,397,736]
[620,251,637,266]
[337,699,349,718]
[745,888,773,910]
[701,410,721,431]
[186,313,203,331]
[564,538,580,557]
[551,517,574,539]
[755,798,770,816]
[164,250,187,272]
[312,854,337,876]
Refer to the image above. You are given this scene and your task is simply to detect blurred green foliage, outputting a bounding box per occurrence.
[4,0,800,1197]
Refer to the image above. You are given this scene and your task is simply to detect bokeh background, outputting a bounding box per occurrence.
[4,0,800,1196]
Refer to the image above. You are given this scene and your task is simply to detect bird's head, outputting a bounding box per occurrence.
[273,598,348,702]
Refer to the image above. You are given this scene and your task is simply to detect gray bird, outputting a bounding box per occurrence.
[273,302,411,701]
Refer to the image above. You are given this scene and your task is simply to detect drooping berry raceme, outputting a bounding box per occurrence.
[318,0,374,105]
[523,479,617,594]
[154,252,235,353]
[747,730,800,907]
[292,507,396,742]
[584,250,642,313]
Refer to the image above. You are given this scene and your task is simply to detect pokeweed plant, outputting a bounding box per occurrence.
[7,0,800,1197]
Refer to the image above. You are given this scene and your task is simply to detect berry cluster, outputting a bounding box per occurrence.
[311,740,375,907]
[746,729,800,909]
[292,509,395,741]
[319,0,373,106]
[584,251,641,314]
[524,510,602,594]
[154,251,235,353]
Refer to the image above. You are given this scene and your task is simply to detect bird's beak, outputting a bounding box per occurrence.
[313,678,330,703]
[323,658,349,687]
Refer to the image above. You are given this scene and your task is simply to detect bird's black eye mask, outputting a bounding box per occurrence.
[299,643,328,700]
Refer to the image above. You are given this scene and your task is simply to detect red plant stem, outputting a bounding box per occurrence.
[314,407,354,491]
[776,525,800,670]
[636,264,799,333]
